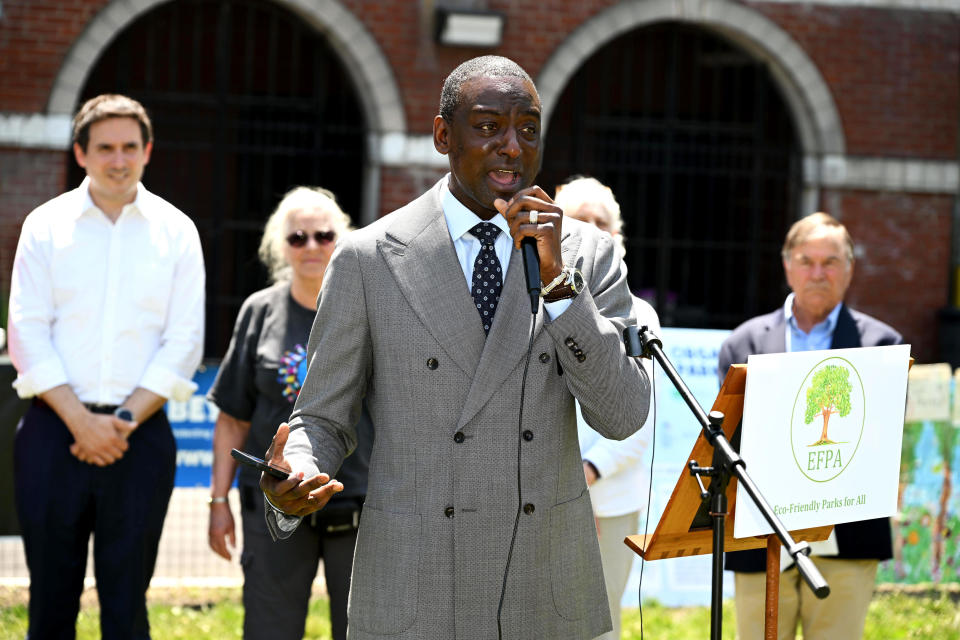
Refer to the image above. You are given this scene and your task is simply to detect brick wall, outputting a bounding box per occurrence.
[752,2,960,159]
[2,1,956,152]
[0,148,68,311]
[824,188,953,362]
[379,166,447,216]
[0,0,957,361]
[0,0,103,112]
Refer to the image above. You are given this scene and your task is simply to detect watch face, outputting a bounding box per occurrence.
[570,269,585,293]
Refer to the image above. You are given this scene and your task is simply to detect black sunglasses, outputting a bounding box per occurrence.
[286,229,336,247]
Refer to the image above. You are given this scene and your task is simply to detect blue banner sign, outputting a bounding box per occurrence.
[167,362,220,487]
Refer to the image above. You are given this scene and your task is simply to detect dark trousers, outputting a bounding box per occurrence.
[14,402,176,640]
[239,485,360,640]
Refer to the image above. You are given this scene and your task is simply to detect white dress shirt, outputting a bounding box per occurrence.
[8,177,205,404]
[440,178,571,319]
[577,295,658,517]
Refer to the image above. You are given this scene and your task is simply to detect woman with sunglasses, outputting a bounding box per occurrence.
[206,186,373,640]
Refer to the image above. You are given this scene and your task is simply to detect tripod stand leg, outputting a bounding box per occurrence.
[764,536,781,640]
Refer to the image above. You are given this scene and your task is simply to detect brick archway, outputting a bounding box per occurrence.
[537,0,843,213]
[47,0,404,136]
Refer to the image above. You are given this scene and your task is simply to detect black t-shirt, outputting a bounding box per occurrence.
[208,282,372,501]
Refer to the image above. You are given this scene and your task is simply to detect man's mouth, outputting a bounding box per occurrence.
[488,169,520,188]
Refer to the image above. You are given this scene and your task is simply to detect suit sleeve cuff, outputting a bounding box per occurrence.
[12,356,69,398]
[139,364,198,402]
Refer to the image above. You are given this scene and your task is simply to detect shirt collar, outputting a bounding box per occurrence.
[783,292,843,335]
[440,174,511,241]
[77,176,147,220]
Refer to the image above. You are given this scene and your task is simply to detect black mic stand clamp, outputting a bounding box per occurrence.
[623,325,829,640]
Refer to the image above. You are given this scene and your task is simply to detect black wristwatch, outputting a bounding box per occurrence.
[113,407,134,422]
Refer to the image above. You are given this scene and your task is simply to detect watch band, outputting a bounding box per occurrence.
[540,268,569,297]
[207,496,228,505]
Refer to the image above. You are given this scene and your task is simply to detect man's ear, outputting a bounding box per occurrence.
[433,115,449,155]
[73,142,87,169]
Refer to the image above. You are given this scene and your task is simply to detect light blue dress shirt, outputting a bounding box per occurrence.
[783,292,842,353]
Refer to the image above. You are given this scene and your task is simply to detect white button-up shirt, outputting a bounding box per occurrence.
[8,177,205,404]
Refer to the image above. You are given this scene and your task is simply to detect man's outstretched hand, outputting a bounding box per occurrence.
[259,422,344,517]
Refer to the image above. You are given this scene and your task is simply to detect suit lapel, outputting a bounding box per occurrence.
[378,189,486,378]
[760,309,787,354]
[456,229,580,430]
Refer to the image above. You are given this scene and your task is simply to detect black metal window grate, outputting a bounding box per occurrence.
[69,0,367,356]
[541,22,801,329]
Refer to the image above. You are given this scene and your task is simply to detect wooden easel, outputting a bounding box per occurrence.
[624,364,834,639]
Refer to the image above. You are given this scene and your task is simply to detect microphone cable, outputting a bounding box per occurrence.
[637,355,657,640]
[496,306,538,640]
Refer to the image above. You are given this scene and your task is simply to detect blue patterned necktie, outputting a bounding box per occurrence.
[468,222,503,335]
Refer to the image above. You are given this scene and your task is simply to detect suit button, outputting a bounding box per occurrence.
[564,337,576,347]
[523,503,535,515]
[538,352,550,364]
[577,354,586,363]
[444,506,455,518]
[426,358,439,370]
[574,349,584,358]
[454,431,465,443]
[522,430,533,441]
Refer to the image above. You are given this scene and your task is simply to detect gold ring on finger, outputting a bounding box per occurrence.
[529,210,538,224]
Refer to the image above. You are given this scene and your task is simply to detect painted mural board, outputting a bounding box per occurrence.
[906,363,951,423]
[734,345,911,539]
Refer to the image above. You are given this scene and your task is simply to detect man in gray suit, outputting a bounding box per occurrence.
[257,56,651,639]
[718,212,901,640]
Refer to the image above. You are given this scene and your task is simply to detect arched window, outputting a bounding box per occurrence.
[71,0,367,355]
[542,22,801,328]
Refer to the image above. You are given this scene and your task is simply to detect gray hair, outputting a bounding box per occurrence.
[554,177,625,252]
[258,186,354,282]
[781,212,854,263]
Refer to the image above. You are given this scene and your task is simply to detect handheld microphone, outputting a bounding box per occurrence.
[520,237,540,314]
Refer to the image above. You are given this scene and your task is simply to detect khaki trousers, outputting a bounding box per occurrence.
[593,511,641,640]
[733,557,878,640]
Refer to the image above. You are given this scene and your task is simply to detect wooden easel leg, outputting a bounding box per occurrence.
[764,536,781,640]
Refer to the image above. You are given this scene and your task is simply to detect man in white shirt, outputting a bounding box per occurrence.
[7,94,205,639]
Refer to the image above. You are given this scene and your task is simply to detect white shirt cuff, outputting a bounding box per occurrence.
[139,364,198,402]
[543,297,573,320]
[12,356,69,398]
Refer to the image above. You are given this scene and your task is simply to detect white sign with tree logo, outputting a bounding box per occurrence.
[733,344,911,539]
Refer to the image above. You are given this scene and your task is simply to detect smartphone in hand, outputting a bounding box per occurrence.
[230,448,292,480]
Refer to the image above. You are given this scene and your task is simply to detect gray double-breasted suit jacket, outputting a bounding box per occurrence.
[276,178,651,639]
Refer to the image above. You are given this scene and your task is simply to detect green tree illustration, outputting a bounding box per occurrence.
[803,364,853,446]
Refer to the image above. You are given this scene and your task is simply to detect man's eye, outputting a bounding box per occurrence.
[478,123,496,132]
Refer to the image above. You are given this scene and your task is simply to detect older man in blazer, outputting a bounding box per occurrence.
[718,212,901,640]
[258,56,650,639]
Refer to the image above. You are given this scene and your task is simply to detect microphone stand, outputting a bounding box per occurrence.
[624,325,830,640]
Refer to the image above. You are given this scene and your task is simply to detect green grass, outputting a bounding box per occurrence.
[0,586,957,639]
